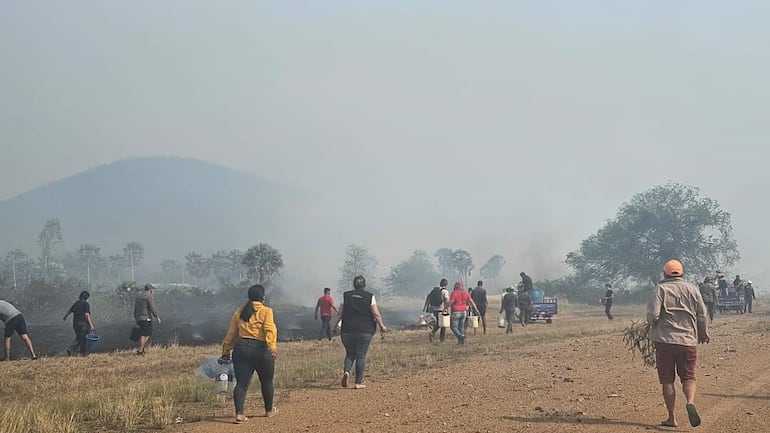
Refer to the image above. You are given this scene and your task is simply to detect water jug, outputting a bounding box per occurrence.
[438,313,451,328]
[497,316,505,328]
[468,316,479,329]
[214,373,229,395]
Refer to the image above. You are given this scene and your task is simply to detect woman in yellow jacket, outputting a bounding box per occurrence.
[219,284,278,423]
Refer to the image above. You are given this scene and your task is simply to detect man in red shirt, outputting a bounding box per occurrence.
[315,287,338,341]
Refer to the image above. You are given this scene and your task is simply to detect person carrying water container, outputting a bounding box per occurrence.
[220,284,278,423]
[63,290,96,356]
[448,281,480,344]
[424,279,450,343]
[499,287,517,334]
[133,283,161,356]
[471,280,489,335]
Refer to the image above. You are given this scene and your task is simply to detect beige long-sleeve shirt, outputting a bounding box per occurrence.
[647,277,707,347]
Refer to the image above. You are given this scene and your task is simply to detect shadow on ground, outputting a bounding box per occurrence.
[501,415,687,432]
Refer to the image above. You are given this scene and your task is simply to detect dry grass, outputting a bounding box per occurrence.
[0,306,641,432]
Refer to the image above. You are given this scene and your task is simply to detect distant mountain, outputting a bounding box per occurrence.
[0,157,317,262]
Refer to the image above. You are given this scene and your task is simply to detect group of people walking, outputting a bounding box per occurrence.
[421,272,536,342]
[697,273,758,321]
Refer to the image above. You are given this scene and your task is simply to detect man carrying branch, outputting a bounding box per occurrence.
[647,259,709,428]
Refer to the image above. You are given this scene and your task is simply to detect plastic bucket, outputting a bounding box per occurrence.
[468,316,479,329]
[85,332,100,353]
[196,357,236,394]
[531,290,544,304]
[438,313,451,328]
[497,316,505,328]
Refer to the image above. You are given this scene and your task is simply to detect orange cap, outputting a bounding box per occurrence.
[663,259,683,277]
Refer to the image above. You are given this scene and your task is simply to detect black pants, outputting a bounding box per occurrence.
[69,321,89,355]
[745,297,753,313]
[319,316,332,340]
[232,339,274,414]
[431,310,446,341]
[520,309,531,325]
[605,302,614,320]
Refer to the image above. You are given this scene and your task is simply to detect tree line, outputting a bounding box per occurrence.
[1,182,739,309]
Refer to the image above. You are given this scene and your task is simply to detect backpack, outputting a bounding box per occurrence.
[428,287,444,307]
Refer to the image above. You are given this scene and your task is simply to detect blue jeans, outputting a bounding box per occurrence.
[319,316,332,340]
[341,333,373,384]
[450,311,466,341]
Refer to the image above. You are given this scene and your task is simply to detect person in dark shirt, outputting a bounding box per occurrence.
[63,291,96,356]
[743,281,757,314]
[603,284,614,320]
[336,275,388,389]
[470,280,488,335]
[520,272,533,292]
[517,287,533,326]
[499,287,517,334]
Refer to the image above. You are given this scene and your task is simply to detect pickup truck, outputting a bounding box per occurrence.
[529,290,558,324]
[717,292,745,314]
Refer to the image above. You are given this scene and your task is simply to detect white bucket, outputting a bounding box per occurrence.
[468,316,479,329]
[497,316,505,328]
[438,313,451,328]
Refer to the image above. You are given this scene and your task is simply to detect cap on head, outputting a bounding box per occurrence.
[663,260,684,277]
[144,283,155,291]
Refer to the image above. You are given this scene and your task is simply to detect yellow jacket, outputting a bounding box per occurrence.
[222,301,278,354]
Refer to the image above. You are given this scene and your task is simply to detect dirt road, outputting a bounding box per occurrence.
[171,308,769,433]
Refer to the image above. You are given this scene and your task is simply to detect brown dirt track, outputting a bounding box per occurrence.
[171,307,770,433]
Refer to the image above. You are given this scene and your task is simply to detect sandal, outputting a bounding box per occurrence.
[686,403,701,427]
[234,416,248,424]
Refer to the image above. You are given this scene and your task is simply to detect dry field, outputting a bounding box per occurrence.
[2,304,768,433]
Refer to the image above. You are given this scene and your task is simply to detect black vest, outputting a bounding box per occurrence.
[341,290,376,335]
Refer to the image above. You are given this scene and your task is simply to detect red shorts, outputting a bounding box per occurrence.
[655,342,697,384]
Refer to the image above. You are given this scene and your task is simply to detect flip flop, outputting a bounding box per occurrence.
[234,416,248,424]
[686,403,701,427]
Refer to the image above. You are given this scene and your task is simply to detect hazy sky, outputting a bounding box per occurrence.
[2,1,770,282]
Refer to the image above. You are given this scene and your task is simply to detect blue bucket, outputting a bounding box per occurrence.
[85,332,100,353]
[531,290,544,304]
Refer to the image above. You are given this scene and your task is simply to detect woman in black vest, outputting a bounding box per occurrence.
[336,275,388,389]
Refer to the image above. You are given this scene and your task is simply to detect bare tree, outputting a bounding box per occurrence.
[339,244,378,292]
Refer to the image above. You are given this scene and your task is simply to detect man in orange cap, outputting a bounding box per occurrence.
[647,259,709,428]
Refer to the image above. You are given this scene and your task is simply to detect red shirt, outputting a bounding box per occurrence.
[450,289,471,313]
[317,295,335,317]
